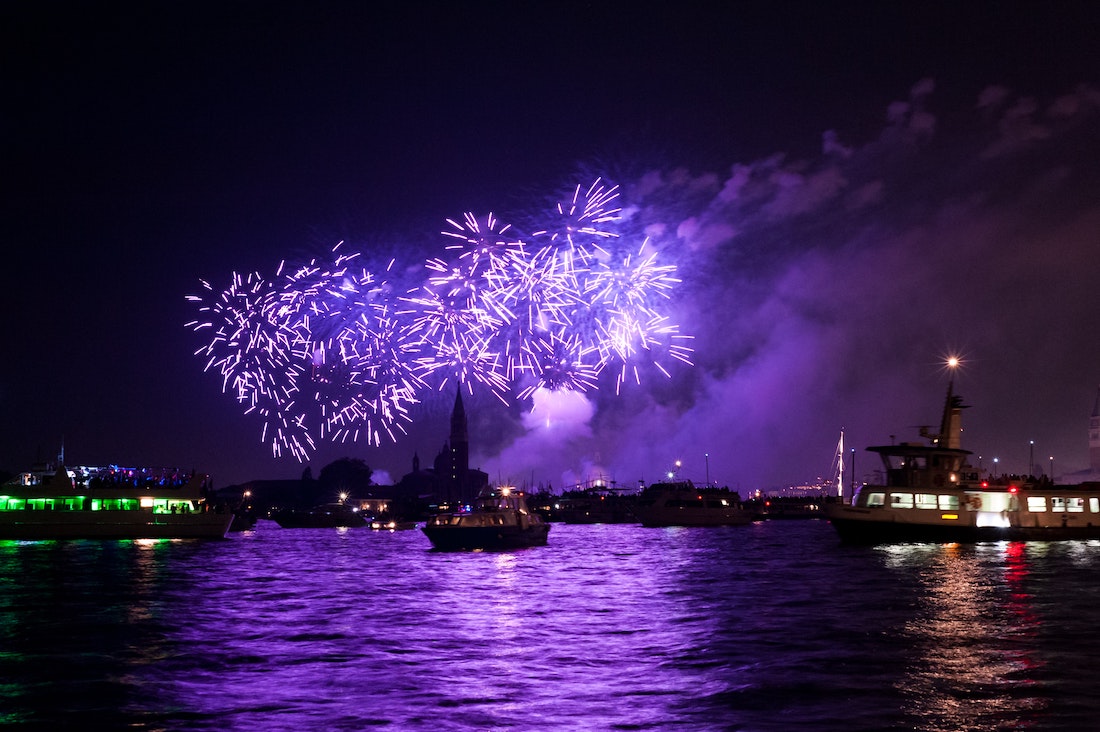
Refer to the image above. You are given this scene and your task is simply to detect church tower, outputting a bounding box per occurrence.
[1090,386,1100,473]
[449,390,470,501]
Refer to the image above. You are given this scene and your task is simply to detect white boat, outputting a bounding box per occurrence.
[422,485,550,550]
[0,462,233,540]
[634,481,753,527]
[825,382,1100,543]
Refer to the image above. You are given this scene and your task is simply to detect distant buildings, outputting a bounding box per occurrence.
[223,390,489,518]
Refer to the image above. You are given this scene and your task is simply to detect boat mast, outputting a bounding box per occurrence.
[835,429,845,498]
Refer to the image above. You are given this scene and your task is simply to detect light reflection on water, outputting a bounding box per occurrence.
[890,542,1044,731]
[4,523,1100,730]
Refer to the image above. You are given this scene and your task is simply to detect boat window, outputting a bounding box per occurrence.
[938,495,960,511]
[1026,496,1047,512]
[866,492,886,507]
[1091,498,1099,513]
[890,493,914,509]
[915,494,937,509]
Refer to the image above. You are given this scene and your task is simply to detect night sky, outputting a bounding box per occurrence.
[4,1,1100,491]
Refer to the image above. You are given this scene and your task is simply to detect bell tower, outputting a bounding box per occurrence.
[449,390,470,501]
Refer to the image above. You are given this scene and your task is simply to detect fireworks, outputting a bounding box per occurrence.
[187,179,694,460]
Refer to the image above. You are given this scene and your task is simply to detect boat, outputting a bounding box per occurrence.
[0,462,232,540]
[634,481,753,527]
[825,381,1100,543]
[422,485,550,550]
[551,485,639,523]
[271,501,369,528]
[748,495,826,520]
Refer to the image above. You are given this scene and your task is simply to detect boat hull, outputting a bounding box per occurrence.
[638,513,753,528]
[0,511,233,540]
[271,504,369,529]
[273,515,368,529]
[828,515,1100,544]
[826,504,1100,544]
[421,523,550,551]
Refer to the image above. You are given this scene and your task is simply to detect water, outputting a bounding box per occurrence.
[3,520,1100,731]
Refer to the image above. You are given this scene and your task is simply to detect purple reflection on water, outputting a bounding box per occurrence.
[6,523,1100,729]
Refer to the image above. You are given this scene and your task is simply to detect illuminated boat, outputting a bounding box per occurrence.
[271,501,369,528]
[825,382,1100,543]
[421,485,550,550]
[634,482,753,527]
[0,462,232,540]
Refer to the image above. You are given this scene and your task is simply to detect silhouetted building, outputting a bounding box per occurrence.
[397,390,487,506]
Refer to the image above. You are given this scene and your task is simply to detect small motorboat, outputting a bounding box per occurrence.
[422,485,550,550]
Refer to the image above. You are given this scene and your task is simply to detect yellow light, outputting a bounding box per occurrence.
[941,513,959,520]
[140,497,154,508]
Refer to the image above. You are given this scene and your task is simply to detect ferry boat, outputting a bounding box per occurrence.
[0,462,232,540]
[422,485,550,550]
[825,383,1100,543]
[634,481,753,527]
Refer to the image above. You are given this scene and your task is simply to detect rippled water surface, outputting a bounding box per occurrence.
[4,520,1100,730]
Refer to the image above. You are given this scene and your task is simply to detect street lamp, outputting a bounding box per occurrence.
[993,457,999,476]
[1050,456,1055,481]
[705,453,710,487]
[850,447,856,497]
[1029,440,1034,477]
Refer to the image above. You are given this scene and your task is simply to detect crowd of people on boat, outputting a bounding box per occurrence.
[75,467,201,490]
